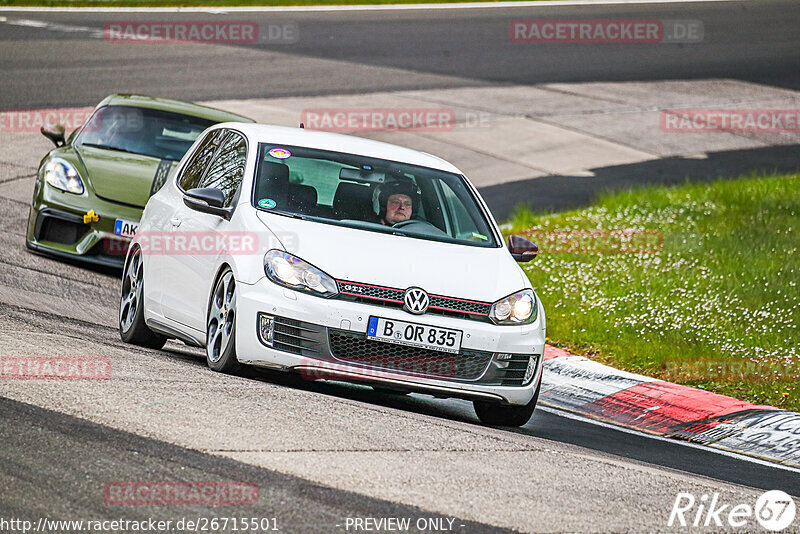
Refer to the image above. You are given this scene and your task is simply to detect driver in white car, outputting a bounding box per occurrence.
[377,179,421,226]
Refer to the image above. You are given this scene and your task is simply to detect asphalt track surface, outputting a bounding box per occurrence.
[0,0,799,108]
[0,396,511,532]
[1,1,800,532]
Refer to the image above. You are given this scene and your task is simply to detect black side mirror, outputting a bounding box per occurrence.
[183,187,232,220]
[41,124,66,147]
[508,234,538,262]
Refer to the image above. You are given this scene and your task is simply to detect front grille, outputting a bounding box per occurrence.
[272,316,323,356]
[336,280,492,323]
[328,329,493,381]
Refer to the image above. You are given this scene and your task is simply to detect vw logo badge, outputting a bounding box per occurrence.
[404,287,429,315]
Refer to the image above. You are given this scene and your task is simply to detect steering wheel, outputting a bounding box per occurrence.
[392,219,449,238]
[392,219,434,229]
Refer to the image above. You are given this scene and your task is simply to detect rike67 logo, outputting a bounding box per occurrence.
[669,490,797,531]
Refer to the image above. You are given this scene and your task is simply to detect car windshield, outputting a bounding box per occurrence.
[75,105,216,161]
[252,143,499,248]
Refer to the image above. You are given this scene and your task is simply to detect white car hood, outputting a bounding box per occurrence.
[256,211,528,302]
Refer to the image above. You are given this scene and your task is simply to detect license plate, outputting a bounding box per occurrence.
[113,218,138,238]
[366,317,462,354]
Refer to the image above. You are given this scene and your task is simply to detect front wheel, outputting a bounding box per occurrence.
[473,380,540,427]
[119,246,167,349]
[206,268,241,373]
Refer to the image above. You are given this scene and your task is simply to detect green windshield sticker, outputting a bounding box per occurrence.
[472,232,488,241]
[258,198,277,209]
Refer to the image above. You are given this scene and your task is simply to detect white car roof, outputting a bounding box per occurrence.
[218,122,463,174]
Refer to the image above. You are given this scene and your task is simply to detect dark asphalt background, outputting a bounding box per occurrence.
[2,1,798,216]
[0,1,798,108]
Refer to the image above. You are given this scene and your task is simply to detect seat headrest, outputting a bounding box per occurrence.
[288,184,317,211]
[333,181,376,221]
[333,181,371,205]
[255,161,290,207]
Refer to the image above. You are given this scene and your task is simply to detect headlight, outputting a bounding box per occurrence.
[490,289,537,325]
[264,250,338,298]
[44,158,84,194]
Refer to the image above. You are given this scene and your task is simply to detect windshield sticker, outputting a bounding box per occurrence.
[471,232,488,241]
[268,148,292,160]
[258,198,277,209]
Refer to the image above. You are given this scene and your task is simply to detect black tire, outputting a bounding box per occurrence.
[119,246,168,350]
[473,378,541,427]
[206,268,241,373]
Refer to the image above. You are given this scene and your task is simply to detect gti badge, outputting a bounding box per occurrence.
[404,287,429,315]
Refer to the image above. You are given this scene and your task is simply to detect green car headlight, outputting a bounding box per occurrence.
[490,289,537,325]
[264,250,338,298]
[44,158,84,195]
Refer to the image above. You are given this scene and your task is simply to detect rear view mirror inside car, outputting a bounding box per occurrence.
[339,167,386,183]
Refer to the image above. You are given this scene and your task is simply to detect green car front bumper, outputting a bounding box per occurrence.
[26,180,142,269]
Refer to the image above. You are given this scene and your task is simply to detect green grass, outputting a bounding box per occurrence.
[0,0,538,7]
[506,174,800,411]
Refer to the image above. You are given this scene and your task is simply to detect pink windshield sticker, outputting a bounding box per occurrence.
[268,148,291,159]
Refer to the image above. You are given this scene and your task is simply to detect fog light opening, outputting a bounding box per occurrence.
[258,313,275,347]
[524,355,539,385]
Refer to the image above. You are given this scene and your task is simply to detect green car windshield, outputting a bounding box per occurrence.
[252,143,499,248]
[75,105,216,161]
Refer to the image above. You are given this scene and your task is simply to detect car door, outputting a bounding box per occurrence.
[158,128,228,329]
[162,129,248,332]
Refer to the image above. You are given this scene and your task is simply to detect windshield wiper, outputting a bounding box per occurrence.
[79,143,140,156]
[263,209,312,221]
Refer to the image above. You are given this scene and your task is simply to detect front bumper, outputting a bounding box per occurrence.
[236,277,546,406]
[26,183,142,268]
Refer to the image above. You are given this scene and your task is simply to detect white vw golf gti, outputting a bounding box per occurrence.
[119,123,545,426]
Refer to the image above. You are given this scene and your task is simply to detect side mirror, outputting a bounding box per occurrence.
[508,234,538,262]
[41,124,66,147]
[183,187,232,220]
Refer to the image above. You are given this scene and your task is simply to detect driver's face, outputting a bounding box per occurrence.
[385,193,413,225]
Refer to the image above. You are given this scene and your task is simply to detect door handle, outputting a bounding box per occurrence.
[170,217,182,227]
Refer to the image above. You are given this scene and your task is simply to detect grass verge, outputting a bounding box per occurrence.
[507,174,799,411]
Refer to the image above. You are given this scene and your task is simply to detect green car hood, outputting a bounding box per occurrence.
[75,145,176,208]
